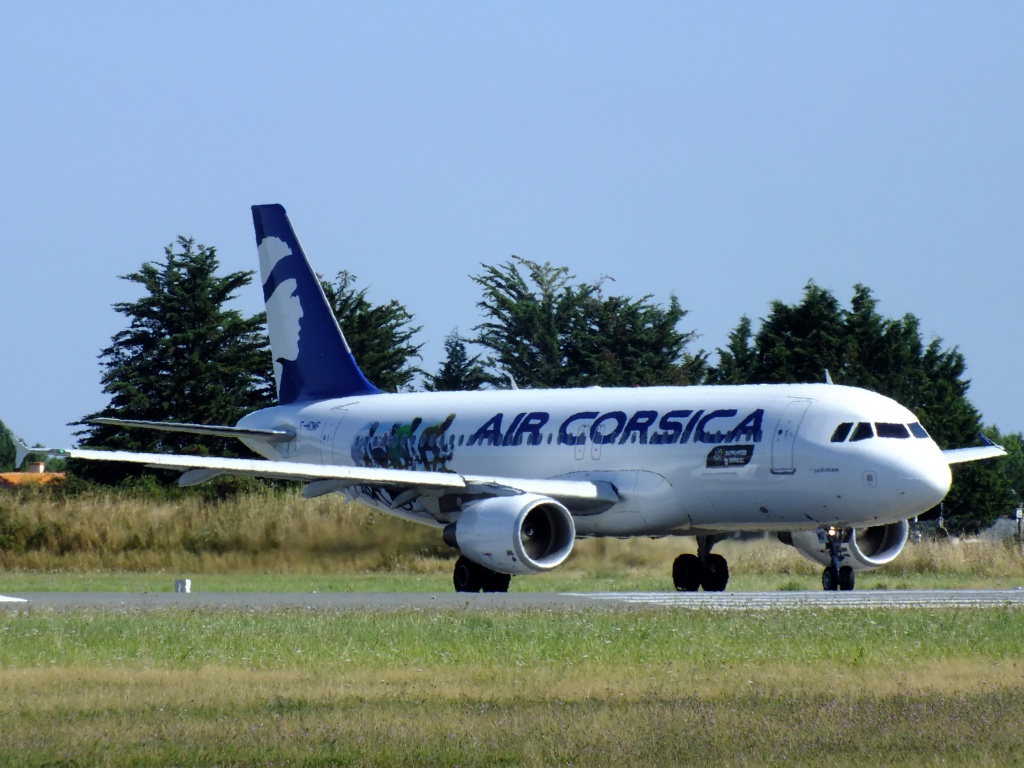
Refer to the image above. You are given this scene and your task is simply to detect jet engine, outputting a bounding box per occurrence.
[443,494,576,576]
[779,520,910,571]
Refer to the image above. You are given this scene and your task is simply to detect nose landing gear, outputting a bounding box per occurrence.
[821,528,856,591]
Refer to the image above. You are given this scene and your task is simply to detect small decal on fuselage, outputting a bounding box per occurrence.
[706,445,755,468]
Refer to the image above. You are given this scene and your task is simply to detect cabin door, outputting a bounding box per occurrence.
[320,407,349,464]
[770,400,811,475]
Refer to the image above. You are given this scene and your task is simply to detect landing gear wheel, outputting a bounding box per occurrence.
[838,565,855,591]
[822,566,839,592]
[700,552,733,593]
[453,556,510,593]
[701,553,729,592]
[673,553,703,591]
[453,556,484,593]
[483,571,512,593]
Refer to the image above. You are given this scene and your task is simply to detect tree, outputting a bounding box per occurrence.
[423,330,502,392]
[0,419,14,471]
[567,293,706,387]
[983,426,1024,506]
[707,315,757,385]
[943,460,1012,535]
[320,271,422,392]
[709,281,1013,532]
[472,256,705,388]
[709,281,845,386]
[472,258,584,388]
[76,237,273,469]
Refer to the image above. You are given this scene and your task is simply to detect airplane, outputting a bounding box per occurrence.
[35,204,1006,593]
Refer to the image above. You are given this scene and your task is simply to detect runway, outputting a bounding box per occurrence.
[3,589,1024,611]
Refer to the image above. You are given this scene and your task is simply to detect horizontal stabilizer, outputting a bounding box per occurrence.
[12,436,47,469]
[90,418,294,442]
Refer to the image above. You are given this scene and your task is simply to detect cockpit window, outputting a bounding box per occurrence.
[909,422,930,439]
[850,422,874,441]
[831,423,854,442]
[875,422,911,439]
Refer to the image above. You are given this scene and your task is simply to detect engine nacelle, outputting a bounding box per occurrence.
[443,494,576,576]
[780,520,910,572]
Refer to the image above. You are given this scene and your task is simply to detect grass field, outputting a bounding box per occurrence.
[4,486,1024,765]
[2,606,1024,766]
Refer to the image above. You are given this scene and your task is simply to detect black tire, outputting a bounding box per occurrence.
[822,566,839,591]
[453,556,483,593]
[838,565,855,591]
[672,553,702,592]
[701,553,729,592]
[483,571,512,593]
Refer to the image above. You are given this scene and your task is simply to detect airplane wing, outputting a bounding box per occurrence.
[943,434,1007,465]
[943,445,1007,464]
[57,447,619,514]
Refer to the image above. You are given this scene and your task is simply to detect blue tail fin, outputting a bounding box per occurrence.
[252,204,381,403]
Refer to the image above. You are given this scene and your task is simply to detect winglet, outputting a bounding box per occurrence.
[252,204,382,404]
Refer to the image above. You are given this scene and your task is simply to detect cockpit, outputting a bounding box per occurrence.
[830,421,931,443]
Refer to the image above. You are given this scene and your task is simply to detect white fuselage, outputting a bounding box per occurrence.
[237,383,952,537]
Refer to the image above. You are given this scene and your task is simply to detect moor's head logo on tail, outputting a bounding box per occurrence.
[252,204,381,404]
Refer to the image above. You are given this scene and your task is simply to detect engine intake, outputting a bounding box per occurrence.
[443,494,576,575]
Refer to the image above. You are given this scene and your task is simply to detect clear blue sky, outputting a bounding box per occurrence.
[3,2,1021,449]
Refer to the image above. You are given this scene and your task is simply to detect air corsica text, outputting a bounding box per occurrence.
[467,409,764,448]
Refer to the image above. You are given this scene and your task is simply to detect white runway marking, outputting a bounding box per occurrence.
[0,595,28,603]
[566,589,1024,609]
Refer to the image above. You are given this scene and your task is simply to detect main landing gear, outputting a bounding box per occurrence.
[452,556,512,593]
[821,528,856,591]
[672,535,729,592]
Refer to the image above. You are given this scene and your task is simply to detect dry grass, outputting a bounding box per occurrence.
[0,484,447,573]
[2,485,1024,589]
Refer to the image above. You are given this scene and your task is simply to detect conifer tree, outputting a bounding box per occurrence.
[77,237,273,462]
[320,271,423,393]
[423,331,501,392]
[0,419,14,471]
[472,257,705,388]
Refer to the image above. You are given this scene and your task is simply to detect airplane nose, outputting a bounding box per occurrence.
[900,454,952,511]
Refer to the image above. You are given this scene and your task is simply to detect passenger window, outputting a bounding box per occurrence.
[850,422,874,441]
[909,423,930,439]
[875,422,910,438]
[831,423,854,442]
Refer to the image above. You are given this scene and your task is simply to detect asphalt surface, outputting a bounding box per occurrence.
[3,589,1024,611]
